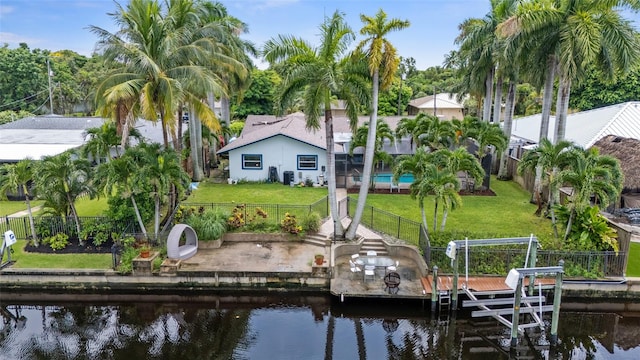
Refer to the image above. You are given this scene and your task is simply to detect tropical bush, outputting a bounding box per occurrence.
[185,208,229,240]
[300,212,321,233]
[42,233,70,251]
[79,218,112,246]
[280,212,302,234]
[556,205,619,253]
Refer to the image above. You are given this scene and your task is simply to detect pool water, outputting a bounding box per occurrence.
[373,173,414,184]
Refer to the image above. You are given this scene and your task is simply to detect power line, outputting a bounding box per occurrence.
[0,88,50,110]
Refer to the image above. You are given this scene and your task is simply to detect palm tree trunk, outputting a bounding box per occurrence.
[533,164,544,215]
[190,108,203,181]
[221,96,231,128]
[23,185,38,246]
[548,173,559,238]
[482,68,495,122]
[554,76,571,144]
[498,79,516,179]
[420,203,430,238]
[154,195,160,241]
[538,55,556,141]
[346,69,380,240]
[324,109,343,237]
[563,209,575,241]
[441,209,448,232]
[66,191,83,245]
[492,75,503,123]
[433,201,438,233]
[131,196,148,238]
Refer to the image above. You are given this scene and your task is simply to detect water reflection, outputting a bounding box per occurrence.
[1,294,639,359]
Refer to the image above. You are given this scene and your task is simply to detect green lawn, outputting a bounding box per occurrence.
[354,177,556,246]
[74,196,109,216]
[185,181,328,204]
[0,200,44,216]
[7,240,112,269]
[627,242,640,277]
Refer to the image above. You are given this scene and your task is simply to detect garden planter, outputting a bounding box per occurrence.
[314,254,324,265]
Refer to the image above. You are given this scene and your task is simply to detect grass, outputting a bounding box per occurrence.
[185,181,328,204]
[74,196,109,216]
[0,200,44,216]
[627,242,640,277]
[353,176,556,246]
[7,240,112,269]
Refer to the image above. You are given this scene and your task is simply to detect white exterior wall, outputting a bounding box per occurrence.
[228,135,327,183]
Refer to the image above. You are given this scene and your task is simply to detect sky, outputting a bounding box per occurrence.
[0,0,493,70]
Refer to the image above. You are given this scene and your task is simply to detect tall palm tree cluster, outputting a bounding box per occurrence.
[90,0,253,182]
[392,114,502,240]
[452,0,639,184]
[0,138,189,246]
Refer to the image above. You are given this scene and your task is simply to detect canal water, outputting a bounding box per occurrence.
[1,293,639,359]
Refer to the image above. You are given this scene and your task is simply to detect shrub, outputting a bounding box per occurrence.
[186,208,229,240]
[80,218,112,246]
[42,233,70,251]
[227,205,246,228]
[117,246,139,274]
[301,212,321,233]
[305,177,314,187]
[281,212,302,234]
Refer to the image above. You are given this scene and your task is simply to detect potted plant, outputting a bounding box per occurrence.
[139,244,151,258]
[314,254,324,265]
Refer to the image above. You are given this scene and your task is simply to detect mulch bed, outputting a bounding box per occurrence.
[347,188,496,196]
[24,239,115,254]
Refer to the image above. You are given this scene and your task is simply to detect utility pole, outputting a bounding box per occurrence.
[47,58,54,115]
[433,86,437,117]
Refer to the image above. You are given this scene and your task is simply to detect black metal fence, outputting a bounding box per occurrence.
[180,196,329,226]
[1,215,137,241]
[429,247,626,278]
[346,197,423,246]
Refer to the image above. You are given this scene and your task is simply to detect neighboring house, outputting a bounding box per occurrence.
[407,93,464,120]
[0,115,175,163]
[217,113,334,183]
[510,101,640,149]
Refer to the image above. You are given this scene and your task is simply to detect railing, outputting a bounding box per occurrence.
[180,196,329,226]
[346,197,423,247]
[1,215,137,241]
[430,247,626,278]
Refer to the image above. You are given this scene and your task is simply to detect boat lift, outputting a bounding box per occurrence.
[430,235,565,346]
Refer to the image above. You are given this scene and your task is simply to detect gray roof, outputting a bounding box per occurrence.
[0,115,175,162]
[511,102,640,148]
[218,112,330,153]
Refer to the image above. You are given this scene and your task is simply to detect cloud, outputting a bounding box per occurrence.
[0,5,14,15]
[0,32,41,46]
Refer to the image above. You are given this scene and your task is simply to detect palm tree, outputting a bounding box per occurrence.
[415,115,455,151]
[0,159,39,245]
[517,138,575,236]
[508,0,640,143]
[556,146,623,241]
[467,119,508,189]
[94,151,148,238]
[347,9,409,241]
[90,0,234,151]
[350,119,395,189]
[263,10,370,238]
[136,143,189,240]
[37,152,93,244]
[393,146,435,239]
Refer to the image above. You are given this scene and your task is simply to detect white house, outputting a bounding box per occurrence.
[217,113,334,184]
[407,93,465,120]
[510,101,640,148]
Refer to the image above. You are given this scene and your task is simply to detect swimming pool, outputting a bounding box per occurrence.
[373,173,414,184]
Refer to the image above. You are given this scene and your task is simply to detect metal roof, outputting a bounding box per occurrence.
[510,102,640,148]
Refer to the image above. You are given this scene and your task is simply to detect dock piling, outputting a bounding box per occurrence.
[430,266,438,313]
[550,260,564,345]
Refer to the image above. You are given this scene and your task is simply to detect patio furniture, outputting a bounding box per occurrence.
[349,260,362,279]
[167,224,198,260]
[351,254,360,261]
[390,182,399,193]
[364,265,376,282]
[386,260,399,273]
[355,256,395,268]
[384,272,401,294]
[366,250,377,256]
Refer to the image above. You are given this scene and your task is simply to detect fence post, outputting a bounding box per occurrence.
[397,216,401,239]
[431,266,438,313]
[23,217,29,240]
[276,204,280,223]
[370,206,374,227]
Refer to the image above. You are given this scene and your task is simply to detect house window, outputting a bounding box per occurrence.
[297,155,318,170]
[242,154,262,169]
